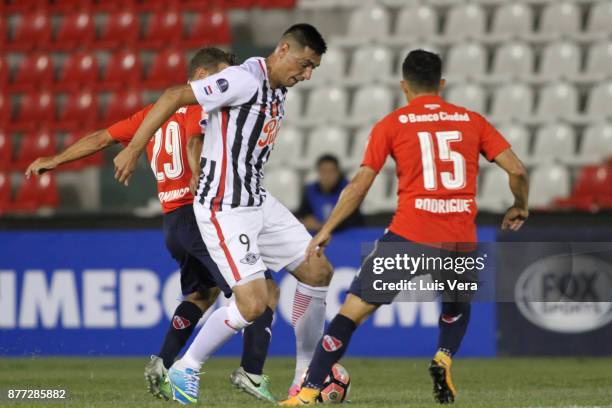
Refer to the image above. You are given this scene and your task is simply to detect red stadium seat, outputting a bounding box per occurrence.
[93,0,136,12]
[55,51,99,91]
[14,129,57,171]
[140,9,184,50]
[0,15,7,52]
[7,9,52,51]
[0,92,10,125]
[183,10,231,47]
[259,0,295,8]
[144,50,187,89]
[0,171,11,215]
[556,164,612,211]
[101,49,143,90]
[96,9,139,49]
[4,0,48,14]
[0,131,13,171]
[10,53,54,93]
[51,0,93,13]
[60,132,104,169]
[56,89,98,131]
[0,55,9,88]
[9,90,56,132]
[103,89,143,127]
[54,10,96,50]
[12,173,59,212]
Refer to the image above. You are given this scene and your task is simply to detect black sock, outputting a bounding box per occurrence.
[437,302,471,356]
[158,301,203,369]
[304,314,357,389]
[240,307,274,376]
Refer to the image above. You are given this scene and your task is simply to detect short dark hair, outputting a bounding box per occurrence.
[401,49,443,91]
[188,47,237,78]
[316,154,340,169]
[282,23,327,55]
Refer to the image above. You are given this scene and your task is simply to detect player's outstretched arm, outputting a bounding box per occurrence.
[25,129,115,178]
[306,166,377,261]
[494,149,529,231]
[113,84,198,186]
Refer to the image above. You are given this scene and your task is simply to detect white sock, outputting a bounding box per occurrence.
[181,302,250,371]
[291,282,328,386]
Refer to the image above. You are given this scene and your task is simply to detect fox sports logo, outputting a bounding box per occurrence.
[514,254,612,333]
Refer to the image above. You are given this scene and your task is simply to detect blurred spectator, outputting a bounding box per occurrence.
[297,154,364,232]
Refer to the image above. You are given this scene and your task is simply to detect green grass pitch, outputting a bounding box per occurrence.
[1,357,611,407]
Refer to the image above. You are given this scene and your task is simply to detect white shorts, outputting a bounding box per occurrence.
[193,194,312,288]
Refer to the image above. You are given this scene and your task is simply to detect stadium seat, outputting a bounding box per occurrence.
[10,90,56,132]
[346,46,393,85]
[53,10,96,50]
[0,171,11,215]
[387,4,437,44]
[282,90,303,124]
[497,123,530,161]
[531,82,578,124]
[6,9,52,51]
[489,83,533,122]
[362,170,392,214]
[56,90,99,131]
[342,4,390,44]
[13,129,57,171]
[530,164,571,209]
[4,0,48,13]
[556,164,612,211]
[445,42,487,82]
[302,87,348,126]
[0,56,7,88]
[578,41,612,83]
[267,126,303,168]
[534,41,581,83]
[531,2,581,42]
[0,131,12,171]
[100,50,143,90]
[51,0,93,13]
[346,85,394,126]
[103,89,143,127]
[441,3,486,43]
[183,10,231,47]
[263,168,300,211]
[55,51,99,92]
[488,3,533,42]
[347,127,371,167]
[486,41,534,83]
[0,93,10,125]
[59,131,102,169]
[304,47,345,87]
[140,9,184,50]
[445,84,486,113]
[0,17,6,51]
[570,123,612,165]
[581,82,612,122]
[144,50,187,89]
[477,167,514,212]
[12,172,59,213]
[582,1,612,40]
[532,123,576,162]
[96,9,139,49]
[10,53,54,92]
[304,126,349,167]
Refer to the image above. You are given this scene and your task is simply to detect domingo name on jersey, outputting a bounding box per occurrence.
[108,104,204,213]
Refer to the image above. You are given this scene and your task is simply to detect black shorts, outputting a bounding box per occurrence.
[348,231,478,305]
[163,205,272,298]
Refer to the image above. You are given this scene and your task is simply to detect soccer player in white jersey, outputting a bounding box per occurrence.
[114,24,331,403]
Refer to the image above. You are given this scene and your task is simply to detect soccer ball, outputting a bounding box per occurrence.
[300,363,351,403]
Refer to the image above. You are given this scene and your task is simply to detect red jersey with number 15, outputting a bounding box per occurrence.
[362,95,510,243]
[108,104,205,213]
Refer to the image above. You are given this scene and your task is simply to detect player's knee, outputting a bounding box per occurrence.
[241,297,268,321]
[185,287,220,312]
[299,256,333,287]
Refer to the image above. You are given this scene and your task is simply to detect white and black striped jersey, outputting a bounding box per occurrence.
[190,57,287,211]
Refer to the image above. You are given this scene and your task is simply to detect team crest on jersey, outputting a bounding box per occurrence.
[240,252,260,265]
[322,335,343,352]
[216,78,229,93]
[425,104,440,110]
[204,85,213,95]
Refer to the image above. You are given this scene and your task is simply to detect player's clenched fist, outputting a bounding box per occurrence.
[25,157,58,178]
[113,147,139,186]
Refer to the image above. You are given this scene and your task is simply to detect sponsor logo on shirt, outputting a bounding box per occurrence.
[399,112,471,123]
[216,78,229,93]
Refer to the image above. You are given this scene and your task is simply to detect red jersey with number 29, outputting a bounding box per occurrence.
[108,104,205,213]
[362,95,510,243]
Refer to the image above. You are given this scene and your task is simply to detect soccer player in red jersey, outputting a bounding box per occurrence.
[25,48,279,403]
[282,50,530,406]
